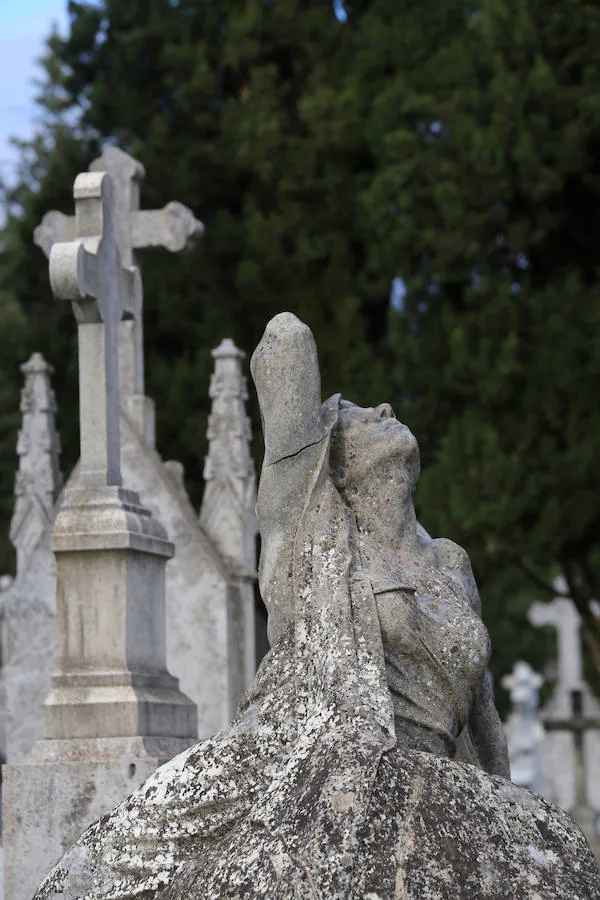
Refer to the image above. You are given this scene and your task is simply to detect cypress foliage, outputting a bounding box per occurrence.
[355,0,600,688]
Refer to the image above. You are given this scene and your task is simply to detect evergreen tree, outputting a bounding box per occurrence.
[353,0,600,687]
[0,286,26,577]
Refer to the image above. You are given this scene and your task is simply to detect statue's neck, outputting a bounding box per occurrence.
[349,493,417,557]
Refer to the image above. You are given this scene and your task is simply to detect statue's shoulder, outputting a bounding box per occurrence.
[430,536,471,571]
[416,522,470,568]
[426,535,482,616]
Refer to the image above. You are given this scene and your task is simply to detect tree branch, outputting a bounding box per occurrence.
[515,558,565,599]
[561,555,600,674]
[579,554,600,601]
[517,556,600,675]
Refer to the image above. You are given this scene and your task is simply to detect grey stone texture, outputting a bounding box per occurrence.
[34,146,203,445]
[33,313,600,899]
[121,402,255,736]
[4,738,193,900]
[0,544,56,761]
[199,339,257,691]
[529,579,600,722]
[9,354,62,572]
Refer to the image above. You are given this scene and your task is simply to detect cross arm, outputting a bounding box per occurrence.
[49,238,101,323]
[132,202,204,254]
[528,601,560,629]
[48,172,118,325]
[34,211,77,259]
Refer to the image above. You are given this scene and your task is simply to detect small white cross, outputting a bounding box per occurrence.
[49,171,141,487]
[502,660,543,712]
[529,591,584,692]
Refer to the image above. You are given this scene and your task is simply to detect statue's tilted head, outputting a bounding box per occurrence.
[328,398,420,505]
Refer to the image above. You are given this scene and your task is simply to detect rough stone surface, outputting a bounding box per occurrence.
[35,712,600,899]
[33,313,600,899]
[3,737,187,900]
[0,354,61,763]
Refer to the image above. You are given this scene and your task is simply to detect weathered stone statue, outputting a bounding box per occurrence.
[35,314,600,899]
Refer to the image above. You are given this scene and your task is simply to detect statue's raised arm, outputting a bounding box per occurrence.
[250,312,325,465]
[251,313,333,644]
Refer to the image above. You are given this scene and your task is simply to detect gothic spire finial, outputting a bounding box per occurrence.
[199,339,256,575]
[10,353,62,572]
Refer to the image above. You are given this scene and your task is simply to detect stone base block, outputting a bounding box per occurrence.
[3,735,194,900]
[44,678,198,740]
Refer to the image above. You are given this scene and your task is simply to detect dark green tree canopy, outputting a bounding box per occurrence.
[353,0,600,674]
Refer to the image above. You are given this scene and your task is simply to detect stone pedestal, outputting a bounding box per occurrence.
[3,483,197,899]
[44,484,196,740]
[3,736,191,900]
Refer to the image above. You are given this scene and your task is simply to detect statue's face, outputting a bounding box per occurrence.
[330,400,420,497]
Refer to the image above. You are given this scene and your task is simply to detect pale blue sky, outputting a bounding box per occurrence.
[0,0,68,184]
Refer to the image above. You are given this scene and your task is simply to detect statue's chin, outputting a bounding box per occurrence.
[344,444,420,501]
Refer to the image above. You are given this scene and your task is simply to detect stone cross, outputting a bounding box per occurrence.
[501,660,545,792]
[35,147,203,402]
[502,660,543,713]
[49,170,141,487]
[529,577,584,693]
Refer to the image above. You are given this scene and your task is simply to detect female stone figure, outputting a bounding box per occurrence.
[37,314,599,899]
